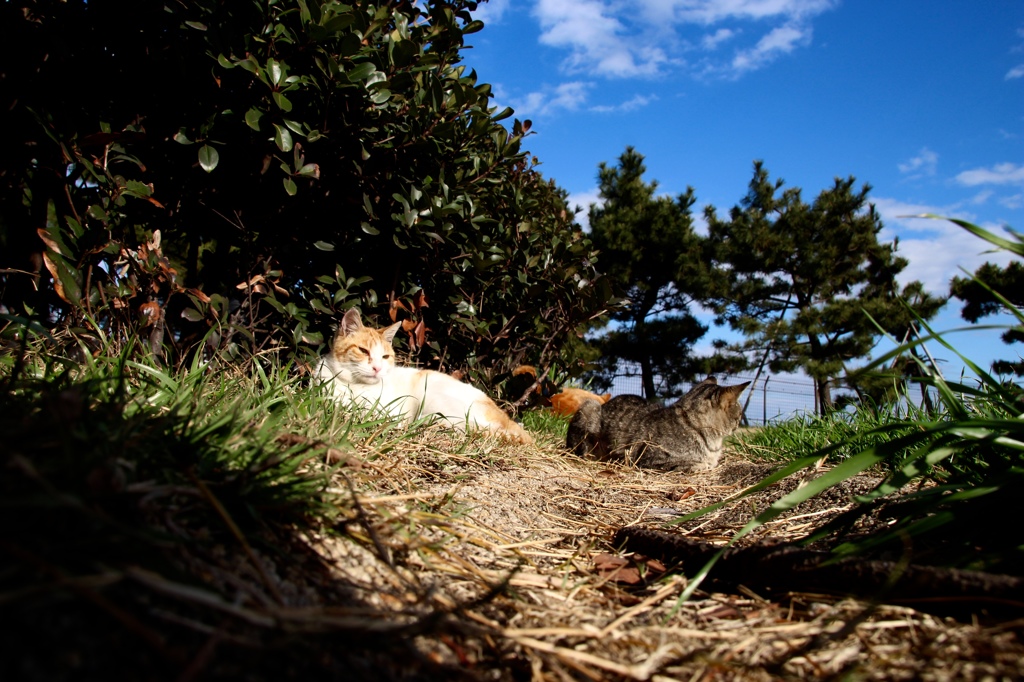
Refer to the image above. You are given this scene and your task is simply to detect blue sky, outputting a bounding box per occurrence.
[462,0,1024,379]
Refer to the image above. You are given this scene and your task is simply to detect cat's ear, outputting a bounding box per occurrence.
[339,308,364,336]
[723,381,751,403]
[701,375,718,385]
[382,321,402,344]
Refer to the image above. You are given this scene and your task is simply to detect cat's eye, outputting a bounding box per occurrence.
[382,354,391,360]
[357,346,371,357]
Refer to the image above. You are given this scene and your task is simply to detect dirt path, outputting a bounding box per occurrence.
[315,432,1024,680]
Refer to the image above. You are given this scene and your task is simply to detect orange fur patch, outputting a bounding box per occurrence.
[549,388,611,417]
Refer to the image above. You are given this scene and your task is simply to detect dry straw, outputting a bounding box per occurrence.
[305,427,1024,680]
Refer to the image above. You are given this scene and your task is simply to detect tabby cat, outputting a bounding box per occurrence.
[315,308,532,444]
[565,377,750,472]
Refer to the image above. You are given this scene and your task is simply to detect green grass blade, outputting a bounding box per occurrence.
[914,213,1024,256]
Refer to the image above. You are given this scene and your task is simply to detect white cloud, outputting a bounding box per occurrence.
[1000,193,1023,210]
[970,189,995,205]
[1005,26,1024,79]
[534,0,669,77]
[872,197,1016,294]
[898,147,939,178]
[955,162,1024,186]
[701,27,736,49]
[567,188,604,232]
[665,0,837,24]
[731,22,810,73]
[528,0,837,81]
[692,209,710,236]
[590,93,658,113]
[471,0,511,25]
[507,81,592,118]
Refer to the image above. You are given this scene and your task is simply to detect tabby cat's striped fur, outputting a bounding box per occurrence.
[566,377,749,472]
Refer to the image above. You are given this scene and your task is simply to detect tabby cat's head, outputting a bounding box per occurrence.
[677,376,751,431]
[330,308,402,384]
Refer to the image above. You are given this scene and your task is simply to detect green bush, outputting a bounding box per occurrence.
[0,1,610,381]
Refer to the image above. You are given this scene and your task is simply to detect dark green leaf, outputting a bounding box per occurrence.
[491,106,514,122]
[272,91,293,112]
[244,108,263,131]
[198,144,219,172]
[238,56,260,74]
[123,180,152,197]
[323,14,356,34]
[273,124,293,152]
[346,62,377,81]
[267,59,283,85]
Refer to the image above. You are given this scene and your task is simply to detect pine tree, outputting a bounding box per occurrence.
[706,162,944,412]
[951,260,1024,376]
[587,148,715,398]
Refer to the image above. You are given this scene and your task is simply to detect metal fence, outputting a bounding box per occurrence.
[608,372,819,426]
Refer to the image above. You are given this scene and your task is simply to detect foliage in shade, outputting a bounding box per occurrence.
[0,0,611,383]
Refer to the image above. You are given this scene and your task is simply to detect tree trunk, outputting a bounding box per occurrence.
[816,376,833,414]
[806,334,833,414]
[640,353,656,400]
[636,287,660,399]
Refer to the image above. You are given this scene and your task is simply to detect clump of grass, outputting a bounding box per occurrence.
[520,408,572,445]
[731,406,928,468]
[6,341,340,526]
[0,331,379,678]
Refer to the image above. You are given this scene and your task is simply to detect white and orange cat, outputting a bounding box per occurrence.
[315,308,533,444]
